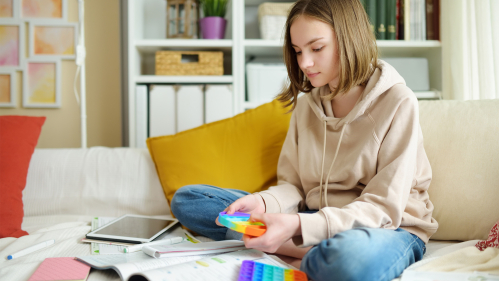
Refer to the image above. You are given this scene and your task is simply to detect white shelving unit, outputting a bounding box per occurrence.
[124,0,442,147]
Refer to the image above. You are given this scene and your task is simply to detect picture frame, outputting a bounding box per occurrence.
[0,69,15,107]
[20,0,67,21]
[0,0,20,19]
[29,21,77,59]
[23,58,61,108]
[0,20,25,70]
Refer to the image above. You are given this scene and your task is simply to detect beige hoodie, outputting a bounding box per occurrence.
[258,60,438,247]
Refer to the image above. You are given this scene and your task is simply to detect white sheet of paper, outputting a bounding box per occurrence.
[78,250,216,280]
[130,249,284,281]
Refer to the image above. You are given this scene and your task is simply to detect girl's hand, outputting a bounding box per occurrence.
[215,194,266,226]
[242,213,301,253]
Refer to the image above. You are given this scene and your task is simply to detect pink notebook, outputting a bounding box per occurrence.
[28,257,91,281]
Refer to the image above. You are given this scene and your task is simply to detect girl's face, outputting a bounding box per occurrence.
[290,16,340,90]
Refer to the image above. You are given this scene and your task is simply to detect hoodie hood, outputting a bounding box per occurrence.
[306,60,407,130]
[305,60,407,209]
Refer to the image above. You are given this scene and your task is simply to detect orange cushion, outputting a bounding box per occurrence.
[0,115,45,238]
[147,100,292,204]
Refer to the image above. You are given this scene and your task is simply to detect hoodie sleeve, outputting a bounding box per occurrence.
[294,95,420,247]
[257,111,306,214]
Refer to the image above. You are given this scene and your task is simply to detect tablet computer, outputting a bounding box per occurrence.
[86,214,179,244]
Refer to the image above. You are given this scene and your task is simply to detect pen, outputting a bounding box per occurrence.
[7,239,55,260]
[123,237,184,253]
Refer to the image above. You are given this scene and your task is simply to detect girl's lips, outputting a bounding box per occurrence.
[307,72,319,78]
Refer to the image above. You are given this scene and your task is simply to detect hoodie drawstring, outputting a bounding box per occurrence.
[319,120,348,209]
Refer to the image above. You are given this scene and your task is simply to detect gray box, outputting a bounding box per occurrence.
[383,58,430,91]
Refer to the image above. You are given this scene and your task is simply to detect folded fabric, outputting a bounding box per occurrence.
[476,220,499,251]
[416,246,499,274]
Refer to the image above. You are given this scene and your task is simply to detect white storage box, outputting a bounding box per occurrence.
[246,58,289,104]
[258,3,294,40]
[382,57,430,91]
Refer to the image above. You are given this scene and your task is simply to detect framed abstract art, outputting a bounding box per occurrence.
[29,22,77,59]
[21,0,66,21]
[0,21,24,70]
[0,0,20,19]
[22,58,61,108]
[0,69,15,107]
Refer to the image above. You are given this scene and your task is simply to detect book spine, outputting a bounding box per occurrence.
[421,0,426,40]
[426,0,433,40]
[149,85,176,137]
[366,0,377,36]
[399,0,405,39]
[377,0,386,39]
[410,0,416,40]
[176,85,204,133]
[205,84,233,124]
[135,85,148,149]
[404,0,410,40]
[434,0,440,40]
[396,0,400,39]
[387,0,397,40]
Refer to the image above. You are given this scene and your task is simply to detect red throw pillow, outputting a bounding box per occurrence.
[0,115,46,238]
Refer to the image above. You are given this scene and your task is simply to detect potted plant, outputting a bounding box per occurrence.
[199,0,229,39]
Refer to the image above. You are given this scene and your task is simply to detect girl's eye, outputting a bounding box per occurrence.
[295,50,302,55]
[313,47,323,52]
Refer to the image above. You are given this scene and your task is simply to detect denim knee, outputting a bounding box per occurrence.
[301,233,369,281]
[300,228,424,281]
[170,185,203,221]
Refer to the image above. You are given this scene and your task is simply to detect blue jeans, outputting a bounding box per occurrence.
[171,185,426,281]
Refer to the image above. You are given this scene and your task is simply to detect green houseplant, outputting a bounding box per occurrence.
[198,0,230,39]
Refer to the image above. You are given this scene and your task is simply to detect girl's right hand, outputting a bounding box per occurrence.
[215,194,266,226]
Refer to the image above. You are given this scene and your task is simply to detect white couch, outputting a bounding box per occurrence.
[1,99,498,281]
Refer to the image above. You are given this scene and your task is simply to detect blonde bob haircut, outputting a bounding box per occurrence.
[278,0,378,110]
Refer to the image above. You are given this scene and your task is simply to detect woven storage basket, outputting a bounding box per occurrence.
[258,2,294,40]
[155,51,223,75]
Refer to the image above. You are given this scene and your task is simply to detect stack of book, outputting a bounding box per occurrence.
[361,0,440,41]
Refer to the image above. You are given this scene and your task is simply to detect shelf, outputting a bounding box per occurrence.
[377,40,441,48]
[135,75,233,84]
[135,39,233,53]
[243,39,441,57]
[244,39,284,57]
[414,91,441,99]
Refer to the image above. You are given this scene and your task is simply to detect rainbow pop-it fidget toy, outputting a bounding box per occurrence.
[218,211,266,236]
[238,260,308,281]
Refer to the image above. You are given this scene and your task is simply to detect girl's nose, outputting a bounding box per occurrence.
[300,53,314,69]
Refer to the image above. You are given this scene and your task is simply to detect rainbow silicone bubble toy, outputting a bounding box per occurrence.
[238,260,308,281]
[218,211,266,236]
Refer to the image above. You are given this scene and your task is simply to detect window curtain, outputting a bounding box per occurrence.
[441,0,499,100]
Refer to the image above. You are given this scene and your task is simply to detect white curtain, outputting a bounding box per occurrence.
[441,0,499,100]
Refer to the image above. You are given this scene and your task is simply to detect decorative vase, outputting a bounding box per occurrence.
[200,16,227,39]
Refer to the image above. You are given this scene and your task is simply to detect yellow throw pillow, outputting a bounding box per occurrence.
[147,100,292,204]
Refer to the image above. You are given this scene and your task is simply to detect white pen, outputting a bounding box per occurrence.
[123,237,184,253]
[7,239,55,260]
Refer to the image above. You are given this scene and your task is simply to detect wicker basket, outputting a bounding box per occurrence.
[155,51,224,76]
[258,2,294,40]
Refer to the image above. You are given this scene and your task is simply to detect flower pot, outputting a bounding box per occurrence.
[200,16,227,39]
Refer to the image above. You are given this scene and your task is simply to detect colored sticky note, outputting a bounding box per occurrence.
[28,257,91,281]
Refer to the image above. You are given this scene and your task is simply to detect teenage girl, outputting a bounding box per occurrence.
[171,0,438,280]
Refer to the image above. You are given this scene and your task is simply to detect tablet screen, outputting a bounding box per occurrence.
[87,215,179,243]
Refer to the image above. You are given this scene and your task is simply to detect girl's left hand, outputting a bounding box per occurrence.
[242,213,301,253]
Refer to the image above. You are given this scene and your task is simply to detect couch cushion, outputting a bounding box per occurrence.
[0,115,45,238]
[147,100,292,204]
[419,99,499,241]
[23,147,169,218]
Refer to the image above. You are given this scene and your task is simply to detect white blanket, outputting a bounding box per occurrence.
[0,216,122,281]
